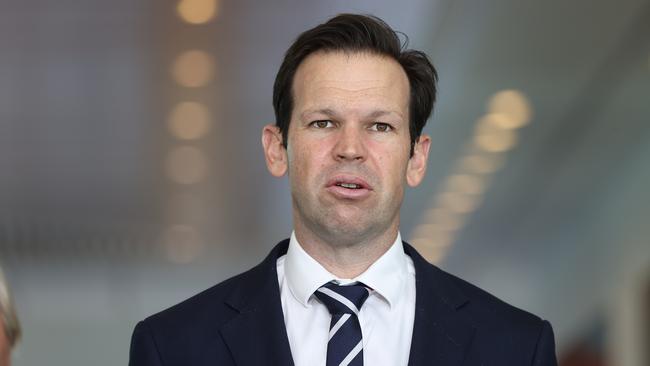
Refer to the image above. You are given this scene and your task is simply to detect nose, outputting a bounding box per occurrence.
[333,124,367,162]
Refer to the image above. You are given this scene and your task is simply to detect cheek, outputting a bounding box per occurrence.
[288,145,322,184]
[290,135,332,171]
[367,141,410,176]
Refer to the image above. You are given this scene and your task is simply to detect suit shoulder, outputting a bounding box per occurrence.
[138,240,288,335]
[142,263,264,333]
[437,267,557,362]
[129,241,287,365]
[432,264,545,329]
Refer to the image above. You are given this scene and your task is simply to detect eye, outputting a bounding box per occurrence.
[309,120,334,129]
[369,122,393,132]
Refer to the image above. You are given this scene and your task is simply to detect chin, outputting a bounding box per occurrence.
[319,217,387,247]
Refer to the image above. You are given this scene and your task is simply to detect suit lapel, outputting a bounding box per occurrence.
[219,240,295,366]
[404,243,477,366]
[217,240,477,366]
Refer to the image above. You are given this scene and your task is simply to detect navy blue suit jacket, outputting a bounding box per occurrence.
[129,240,557,365]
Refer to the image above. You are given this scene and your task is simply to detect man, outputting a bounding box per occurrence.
[130,14,557,365]
[0,267,21,366]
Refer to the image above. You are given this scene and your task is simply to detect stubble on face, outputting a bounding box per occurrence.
[289,151,398,248]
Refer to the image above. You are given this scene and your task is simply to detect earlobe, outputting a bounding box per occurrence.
[406,134,431,187]
[262,124,288,177]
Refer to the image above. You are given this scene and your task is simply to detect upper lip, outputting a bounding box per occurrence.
[326,175,372,190]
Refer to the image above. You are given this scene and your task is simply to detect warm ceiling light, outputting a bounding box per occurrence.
[411,223,439,238]
[171,50,215,88]
[424,207,452,222]
[168,102,211,140]
[176,0,219,25]
[487,89,532,129]
[410,224,454,246]
[459,153,504,174]
[429,232,453,248]
[435,213,464,231]
[410,222,456,263]
[445,173,486,195]
[165,146,209,184]
[438,191,481,214]
[474,130,517,152]
[410,239,445,264]
[474,117,518,153]
[482,113,516,130]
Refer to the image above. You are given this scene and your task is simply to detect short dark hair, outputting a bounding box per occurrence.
[272,13,438,155]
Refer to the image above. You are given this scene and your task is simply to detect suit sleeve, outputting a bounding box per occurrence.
[129,320,164,366]
[532,320,558,366]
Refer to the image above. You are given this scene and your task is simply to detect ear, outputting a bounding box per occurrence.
[406,134,431,187]
[262,124,288,177]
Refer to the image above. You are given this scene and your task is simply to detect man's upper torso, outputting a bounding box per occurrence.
[129,239,557,366]
[278,231,415,365]
[130,15,557,366]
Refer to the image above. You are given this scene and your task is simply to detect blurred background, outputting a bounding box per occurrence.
[0,0,649,365]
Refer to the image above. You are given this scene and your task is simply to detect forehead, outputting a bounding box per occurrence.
[291,51,410,119]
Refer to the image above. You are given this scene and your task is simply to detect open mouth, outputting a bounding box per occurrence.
[326,175,372,198]
[335,182,363,189]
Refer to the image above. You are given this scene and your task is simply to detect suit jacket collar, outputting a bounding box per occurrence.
[219,240,476,366]
[404,243,476,366]
[220,239,294,366]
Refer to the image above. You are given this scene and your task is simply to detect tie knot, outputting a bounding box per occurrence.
[315,282,371,315]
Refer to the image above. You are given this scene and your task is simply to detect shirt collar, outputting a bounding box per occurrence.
[284,231,408,309]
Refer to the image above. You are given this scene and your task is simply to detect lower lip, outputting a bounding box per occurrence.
[326,185,372,199]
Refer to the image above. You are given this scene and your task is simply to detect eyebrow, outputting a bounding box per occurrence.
[300,108,404,121]
[300,108,337,120]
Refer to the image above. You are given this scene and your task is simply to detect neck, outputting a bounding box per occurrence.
[293,224,399,279]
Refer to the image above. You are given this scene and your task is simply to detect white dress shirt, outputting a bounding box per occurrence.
[276,231,416,366]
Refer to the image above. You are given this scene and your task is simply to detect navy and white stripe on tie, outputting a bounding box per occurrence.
[315,282,371,366]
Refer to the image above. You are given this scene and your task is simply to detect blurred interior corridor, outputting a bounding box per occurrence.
[0,0,649,365]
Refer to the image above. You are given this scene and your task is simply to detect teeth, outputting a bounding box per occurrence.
[339,183,360,189]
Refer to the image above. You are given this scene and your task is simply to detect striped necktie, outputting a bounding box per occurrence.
[314,281,371,366]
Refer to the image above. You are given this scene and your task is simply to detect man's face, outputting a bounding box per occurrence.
[263,51,430,246]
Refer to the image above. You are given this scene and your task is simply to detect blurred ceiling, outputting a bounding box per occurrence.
[0,0,649,350]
